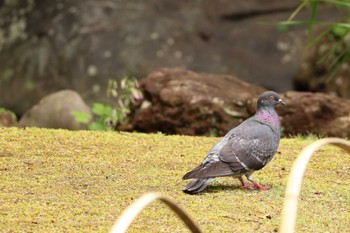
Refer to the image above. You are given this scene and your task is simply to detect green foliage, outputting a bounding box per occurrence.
[88,103,116,131]
[0,69,14,83]
[0,107,17,127]
[72,77,143,131]
[280,0,350,80]
[70,111,91,124]
[208,128,218,137]
[0,107,16,118]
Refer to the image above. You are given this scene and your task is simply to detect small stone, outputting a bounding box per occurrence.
[19,90,92,130]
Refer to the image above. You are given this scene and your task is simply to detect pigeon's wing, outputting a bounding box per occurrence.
[219,123,277,172]
[182,160,234,179]
[182,138,235,179]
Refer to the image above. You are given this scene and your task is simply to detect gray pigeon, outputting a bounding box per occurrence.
[182,91,285,194]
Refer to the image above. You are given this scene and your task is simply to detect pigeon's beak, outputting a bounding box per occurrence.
[278,99,286,106]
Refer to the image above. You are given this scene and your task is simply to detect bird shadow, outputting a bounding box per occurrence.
[202,183,272,194]
[205,184,244,194]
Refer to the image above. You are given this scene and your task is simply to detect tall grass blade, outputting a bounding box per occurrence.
[320,0,350,7]
[288,1,307,21]
[308,0,319,36]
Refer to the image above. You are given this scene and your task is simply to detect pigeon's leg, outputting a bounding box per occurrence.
[245,172,269,191]
[238,177,251,189]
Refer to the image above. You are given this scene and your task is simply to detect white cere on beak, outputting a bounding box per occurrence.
[278,99,286,105]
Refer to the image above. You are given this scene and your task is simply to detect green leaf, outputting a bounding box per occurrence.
[110,109,119,125]
[91,103,106,116]
[332,24,350,37]
[116,110,124,122]
[277,20,321,26]
[70,111,91,124]
[88,122,108,131]
[92,103,113,117]
[320,0,350,7]
[335,23,350,29]
[103,105,113,117]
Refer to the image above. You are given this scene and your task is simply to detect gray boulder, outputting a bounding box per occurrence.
[19,90,91,130]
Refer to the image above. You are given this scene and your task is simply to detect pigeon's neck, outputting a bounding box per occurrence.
[255,107,280,128]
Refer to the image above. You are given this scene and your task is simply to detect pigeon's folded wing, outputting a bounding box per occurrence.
[219,124,277,171]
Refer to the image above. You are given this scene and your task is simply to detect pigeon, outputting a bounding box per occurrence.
[182,91,285,194]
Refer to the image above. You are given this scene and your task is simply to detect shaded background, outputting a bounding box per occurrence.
[0,0,343,116]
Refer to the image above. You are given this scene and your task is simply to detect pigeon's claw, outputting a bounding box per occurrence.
[245,173,269,190]
[252,181,269,191]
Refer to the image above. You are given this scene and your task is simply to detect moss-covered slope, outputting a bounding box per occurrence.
[0,128,349,232]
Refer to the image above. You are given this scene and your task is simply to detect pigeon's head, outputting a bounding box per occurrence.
[257,91,285,108]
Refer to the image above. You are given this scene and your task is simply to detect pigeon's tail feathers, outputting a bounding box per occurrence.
[182,178,213,194]
[182,166,203,180]
[182,162,234,180]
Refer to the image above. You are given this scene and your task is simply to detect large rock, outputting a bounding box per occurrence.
[0,0,341,114]
[132,68,265,136]
[279,91,350,137]
[19,90,92,130]
[132,68,350,137]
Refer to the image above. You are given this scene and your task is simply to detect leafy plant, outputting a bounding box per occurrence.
[72,77,143,131]
[279,0,350,80]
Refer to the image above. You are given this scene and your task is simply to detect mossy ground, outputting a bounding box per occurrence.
[0,128,349,232]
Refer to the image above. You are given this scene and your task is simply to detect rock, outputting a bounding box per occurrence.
[132,68,350,137]
[279,91,350,137]
[19,90,92,130]
[0,108,18,127]
[132,68,265,136]
[0,0,340,114]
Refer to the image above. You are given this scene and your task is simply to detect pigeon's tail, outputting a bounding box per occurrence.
[182,178,213,194]
[182,162,234,180]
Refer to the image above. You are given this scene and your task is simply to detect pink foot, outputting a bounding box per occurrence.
[252,182,269,191]
[238,177,252,189]
[241,183,252,189]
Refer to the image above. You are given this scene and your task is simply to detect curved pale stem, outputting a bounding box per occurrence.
[280,138,350,233]
[110,192,202,233]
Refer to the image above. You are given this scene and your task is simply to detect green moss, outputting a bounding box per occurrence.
[0,69,14,82]
[0,128,349,232]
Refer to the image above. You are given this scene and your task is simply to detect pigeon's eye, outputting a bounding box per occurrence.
[269,96,274,100]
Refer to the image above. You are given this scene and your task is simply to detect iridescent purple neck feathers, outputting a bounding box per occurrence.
[255,107,280,128]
